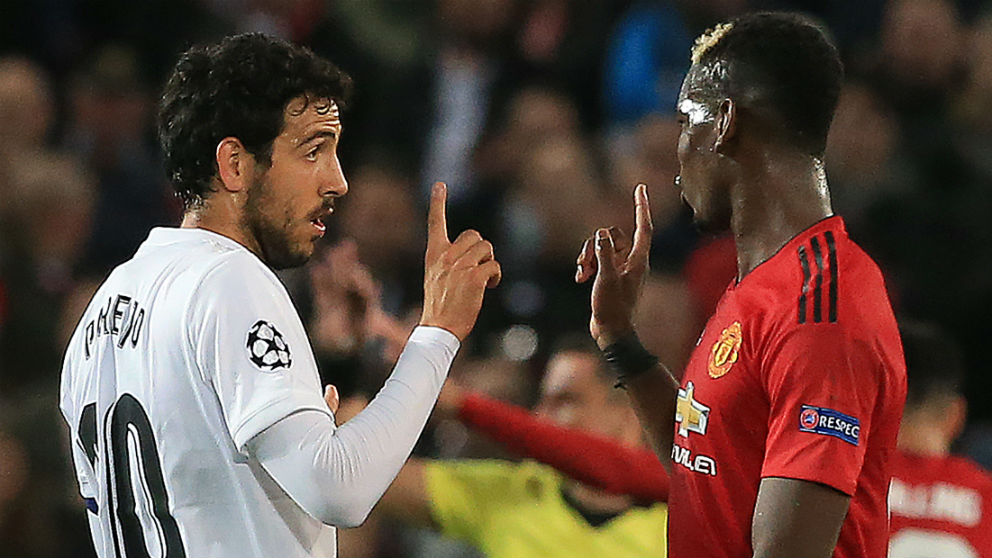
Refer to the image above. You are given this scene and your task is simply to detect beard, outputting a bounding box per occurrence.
[681,179,732,235]
[691,205,732,235]
[243,175,312,270]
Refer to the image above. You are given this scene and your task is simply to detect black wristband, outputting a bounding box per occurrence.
[601,332,659,388]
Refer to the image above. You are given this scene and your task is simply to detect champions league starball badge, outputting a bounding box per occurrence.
[246,320,293,371]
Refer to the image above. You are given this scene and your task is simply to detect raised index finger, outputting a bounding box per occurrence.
[427,182,450,258]
[629,183,653,265]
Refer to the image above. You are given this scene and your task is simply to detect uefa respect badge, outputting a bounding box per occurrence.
[798,404,860,446]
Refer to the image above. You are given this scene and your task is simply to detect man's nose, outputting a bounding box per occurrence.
[320,155,348,197]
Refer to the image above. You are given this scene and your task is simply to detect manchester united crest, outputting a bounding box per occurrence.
[708,321,742,378]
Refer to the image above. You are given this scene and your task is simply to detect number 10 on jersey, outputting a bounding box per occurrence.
[78,394,186,557]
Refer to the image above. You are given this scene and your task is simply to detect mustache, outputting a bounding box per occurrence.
[310,200,335,220]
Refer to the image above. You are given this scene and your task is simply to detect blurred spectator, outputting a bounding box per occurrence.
[421,0,518,203]
[952,13,992,182]
[471,85,582,239]
[606,114,700,273]
[0,57,53,159]
[202,0,325,41]
[635,274,696,369]
[337,165,424,312]
[62,45,176,273]
[602,2,692,128]
[871,0,965,150]
[889,322,992,557]
[0,153,95,391]
[824,82,905,226]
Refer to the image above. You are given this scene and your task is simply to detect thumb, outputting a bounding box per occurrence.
[594,228,619,282]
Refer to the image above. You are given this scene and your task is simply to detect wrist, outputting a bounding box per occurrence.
[592,319,635,350]
[600,331,659,388]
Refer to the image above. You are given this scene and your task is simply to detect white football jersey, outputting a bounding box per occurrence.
[60,227,337,557]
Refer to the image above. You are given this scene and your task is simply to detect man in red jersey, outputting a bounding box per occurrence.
[888,323,992,558]
[575,12,907,558]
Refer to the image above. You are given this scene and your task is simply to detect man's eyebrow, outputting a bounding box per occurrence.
[298,129,340,146]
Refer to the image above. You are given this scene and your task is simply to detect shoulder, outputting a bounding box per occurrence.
[189,250,288,311]
[741,232,898,353]
[198,249,281,290]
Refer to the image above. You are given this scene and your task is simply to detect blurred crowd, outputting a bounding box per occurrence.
[2,0,992,555]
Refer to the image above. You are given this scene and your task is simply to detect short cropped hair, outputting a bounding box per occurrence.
[158,33,352,209]
[900,321,965,408]
[689,12,843,156]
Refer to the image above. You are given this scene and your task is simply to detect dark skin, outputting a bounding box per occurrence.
[576,62,849,558]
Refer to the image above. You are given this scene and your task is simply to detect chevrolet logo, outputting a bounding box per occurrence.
[676,382,710,437]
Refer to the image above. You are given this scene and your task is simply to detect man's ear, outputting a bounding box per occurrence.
[216,137,252,193]
[713,98,737,154]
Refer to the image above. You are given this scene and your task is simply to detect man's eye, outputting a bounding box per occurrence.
[305,147,319,161]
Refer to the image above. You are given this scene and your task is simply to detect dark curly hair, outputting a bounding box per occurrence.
[158,33,352,209]
[689,12,843,156]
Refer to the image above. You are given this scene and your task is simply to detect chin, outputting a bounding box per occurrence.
[692,211,732,235]
[263,241,313,270]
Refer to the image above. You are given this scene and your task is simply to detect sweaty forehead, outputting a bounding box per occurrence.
[282,96,341,140]
[678,61,729,104]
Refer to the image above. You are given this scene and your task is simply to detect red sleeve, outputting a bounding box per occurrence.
[458,393,669,502]
[760,324,880,495]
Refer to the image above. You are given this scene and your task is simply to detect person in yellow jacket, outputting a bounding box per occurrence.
[375,339,668,558]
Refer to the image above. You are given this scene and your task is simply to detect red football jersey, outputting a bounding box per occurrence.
[668,216,907,557]
[888,451,992,557]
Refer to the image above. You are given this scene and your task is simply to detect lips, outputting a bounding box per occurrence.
[310,204,333,236]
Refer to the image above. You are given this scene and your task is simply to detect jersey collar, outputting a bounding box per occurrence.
[140,227,253,255]
[733,215,846,289]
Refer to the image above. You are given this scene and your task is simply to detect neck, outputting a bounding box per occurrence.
[181,202,262,258]
[730,149,833,280]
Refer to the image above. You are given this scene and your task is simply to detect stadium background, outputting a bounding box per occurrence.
[1,0,991,555]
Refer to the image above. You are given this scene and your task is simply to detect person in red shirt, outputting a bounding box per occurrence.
[447,326,992,557]
[888,323,992,558]
[575,12,907,558]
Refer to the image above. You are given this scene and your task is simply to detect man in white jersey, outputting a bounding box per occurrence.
[59,33,501,558]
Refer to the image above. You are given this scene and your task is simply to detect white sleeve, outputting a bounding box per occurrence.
[189,252,330,452]
[246,326,459,527]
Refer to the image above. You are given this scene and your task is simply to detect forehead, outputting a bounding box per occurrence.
[541,352,600,394]
[677,64,707,105]
[281,96,341,139]
[678,60,730,104]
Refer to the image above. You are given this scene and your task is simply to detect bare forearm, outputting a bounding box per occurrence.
[751,477,850,558]
[623,363,681,472]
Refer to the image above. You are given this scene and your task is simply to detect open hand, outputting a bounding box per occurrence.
[576,183,653,349]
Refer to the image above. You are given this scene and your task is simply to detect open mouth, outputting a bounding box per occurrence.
[310,205,333,236]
